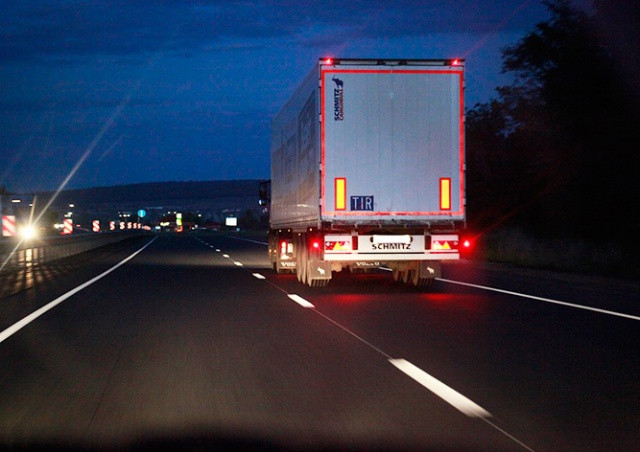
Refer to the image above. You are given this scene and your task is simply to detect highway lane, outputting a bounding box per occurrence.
[0,233,517,450]
[0,232,637,450]
[199,232,640,450]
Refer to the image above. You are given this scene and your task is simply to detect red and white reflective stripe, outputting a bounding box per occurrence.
[92,220,100,232]
[109,221,115,231]
[2,215,16,237]
[62,219,73,235]
[119,222,125,230]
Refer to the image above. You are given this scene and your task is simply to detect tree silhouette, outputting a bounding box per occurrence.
[467,0,639,243]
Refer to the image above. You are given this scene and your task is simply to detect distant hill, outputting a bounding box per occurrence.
[31,180,264,223]
[39,180,262,205]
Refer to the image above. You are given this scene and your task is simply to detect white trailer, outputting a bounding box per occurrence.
[265,58,466,287]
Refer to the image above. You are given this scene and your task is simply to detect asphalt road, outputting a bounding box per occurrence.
[0,232,638,450]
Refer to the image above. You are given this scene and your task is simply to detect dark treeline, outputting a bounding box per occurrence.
[466,0,639,248]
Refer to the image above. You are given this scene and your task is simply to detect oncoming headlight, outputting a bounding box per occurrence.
[19,225,38,240]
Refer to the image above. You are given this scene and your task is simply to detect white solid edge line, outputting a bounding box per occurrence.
[234,261,243,267]
[0,236,158,345]
[389,358,491,418]
[438,277,640,321]
[287,294,315,308]
[252,273,266,280]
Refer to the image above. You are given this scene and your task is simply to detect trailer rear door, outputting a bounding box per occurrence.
[320,62,465,222]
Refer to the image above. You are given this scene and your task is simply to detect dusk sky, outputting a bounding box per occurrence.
[1,1,582,193]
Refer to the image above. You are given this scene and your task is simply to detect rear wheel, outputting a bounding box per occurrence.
[296,235,307,283]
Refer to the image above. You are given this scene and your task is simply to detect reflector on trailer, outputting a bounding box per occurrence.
[335,178,346,210]
[325,241,351,251]
[432,240,458,251]
[440,178,451,210]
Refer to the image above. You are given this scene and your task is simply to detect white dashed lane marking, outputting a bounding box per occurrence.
[287,294,315,308]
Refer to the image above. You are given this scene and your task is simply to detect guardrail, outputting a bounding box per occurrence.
[0,231,145,272]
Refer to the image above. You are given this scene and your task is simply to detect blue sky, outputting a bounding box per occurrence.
[0,1,570,192]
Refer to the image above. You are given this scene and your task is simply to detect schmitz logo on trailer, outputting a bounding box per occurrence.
[332,77,344,121]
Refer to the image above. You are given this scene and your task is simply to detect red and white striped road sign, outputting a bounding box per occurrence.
[109,221,115,231]
[2,215,16,237]
[120,221,125,230]
[127,222,132,229]
[62,218,73,235]
[92,220,100,232]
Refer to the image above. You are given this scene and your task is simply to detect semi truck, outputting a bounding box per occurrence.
[262,58,466,287]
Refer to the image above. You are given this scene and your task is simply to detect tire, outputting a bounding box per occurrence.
[297,236,307,283]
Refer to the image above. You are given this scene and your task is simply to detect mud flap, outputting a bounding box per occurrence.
[276,253,296,274]
[418,261,441,279]
[308,259,332,281]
